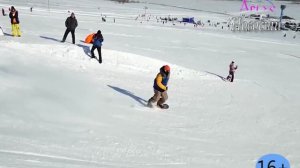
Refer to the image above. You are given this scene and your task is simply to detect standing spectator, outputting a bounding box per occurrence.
[226,61,238,82]
[61,12,78,44]
[91,30,104,64]
[9,6,21,37]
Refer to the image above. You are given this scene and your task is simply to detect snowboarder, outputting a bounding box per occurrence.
[91,30,104,64]
[61,12,78,44]
[226,61,238,82]
[9,6,21,37]
[148,65,170,109]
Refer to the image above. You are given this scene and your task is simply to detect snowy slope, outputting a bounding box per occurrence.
[0,0,300,168]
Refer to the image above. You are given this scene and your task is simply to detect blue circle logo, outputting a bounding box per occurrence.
[256,154,290,168]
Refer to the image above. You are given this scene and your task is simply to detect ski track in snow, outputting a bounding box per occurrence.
[0,149,186,167]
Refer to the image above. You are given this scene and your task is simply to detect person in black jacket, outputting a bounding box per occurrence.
[61,12,78,44]
[9,6,21,37]
[91,30,104,63]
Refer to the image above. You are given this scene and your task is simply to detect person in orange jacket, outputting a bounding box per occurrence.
[148,65,170,109]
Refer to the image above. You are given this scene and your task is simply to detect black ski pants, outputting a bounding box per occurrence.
[91,46,102,63]
[229,71,234,82]
[62,28,75,44]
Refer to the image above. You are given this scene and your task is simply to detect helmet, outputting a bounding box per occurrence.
[11,6,16,12]
[164,65,170,72]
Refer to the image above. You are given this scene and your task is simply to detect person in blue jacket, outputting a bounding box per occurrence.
[91,30,104,64]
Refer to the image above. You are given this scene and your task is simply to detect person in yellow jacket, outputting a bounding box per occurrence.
[9,6,21,37]
[148,65,170,109]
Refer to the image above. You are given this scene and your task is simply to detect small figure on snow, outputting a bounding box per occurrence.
[61,12,78,44]
[91,30,104,64]
[227,61,238,82]
[2,8,6,16]
[148,65,170,109]
[9,6,21,37]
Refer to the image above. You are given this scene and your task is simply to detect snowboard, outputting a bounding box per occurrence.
[226,74,232,81]
[158,104,169,109]
[147,102,169,109]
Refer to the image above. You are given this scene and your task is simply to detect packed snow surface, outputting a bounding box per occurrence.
[0,0,300,167]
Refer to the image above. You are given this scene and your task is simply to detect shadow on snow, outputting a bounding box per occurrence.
[205,71,226,81]
[107,85,148,107]
[76,44,92,58]
[40,35,62,42]
[40,36,93,58]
